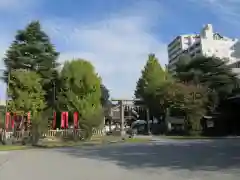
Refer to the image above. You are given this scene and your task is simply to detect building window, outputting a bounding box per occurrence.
[195,42,200,47]
[189,46,194,51]
[237,62,240,68]
[196,49,201,54]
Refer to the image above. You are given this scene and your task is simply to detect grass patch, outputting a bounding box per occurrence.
[37,136,151,148]
[124,137,151,143]
[99,135,151,144]
[161,135,212,140]
[35,141,83,148]
[0,145,30,151]
[36,136,119,148]
[0,136,152,150]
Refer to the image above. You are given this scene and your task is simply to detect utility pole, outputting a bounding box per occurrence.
[53,80,55,108]
[52,62,56,119]
[146,108,151,135]
[119,100,125,137]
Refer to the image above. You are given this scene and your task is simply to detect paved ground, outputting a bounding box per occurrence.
[0,138,240,180]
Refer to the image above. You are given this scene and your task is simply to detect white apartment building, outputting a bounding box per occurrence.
[167,24,239,73]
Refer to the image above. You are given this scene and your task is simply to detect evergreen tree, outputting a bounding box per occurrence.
[175,56,239,111]
[135,54,166,98]
[3,21,59,111]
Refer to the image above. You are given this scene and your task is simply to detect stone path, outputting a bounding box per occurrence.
[0,139,240,180]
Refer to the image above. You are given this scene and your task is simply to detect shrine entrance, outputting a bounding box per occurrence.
[106,98,150,136]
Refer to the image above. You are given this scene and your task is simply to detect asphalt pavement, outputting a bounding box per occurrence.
[0,138,240,180]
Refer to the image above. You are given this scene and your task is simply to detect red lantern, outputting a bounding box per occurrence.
[73,112,78,129]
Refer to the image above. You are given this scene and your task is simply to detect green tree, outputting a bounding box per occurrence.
[8,70,46,145]
[0,111,4,129]
[135,53,168,120]
[100,84,112,117]
[175,56,239,111]
[57,59,103,138]
[3,21,59,113]
[171,83,208,133]
[154,80,208,134]
[100,84,110,107]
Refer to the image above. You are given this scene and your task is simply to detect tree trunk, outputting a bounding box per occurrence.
[1,129,6,145]
[109,119,112,131]
[31,124,40,146]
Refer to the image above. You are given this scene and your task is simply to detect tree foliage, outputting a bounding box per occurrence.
[135,53,168,119]
[3,21,59,111]
[100,84,112,117]
[171,83,208,131]
[175,55,239,111]
[1,20,112,143]
[134,54,210,133]
[152,77,208,132]
[8,70,46,144]
[100,84,110,106]
[175,56,238,96]
[8,70,45,116]
[57,59,103,136]
[135,54,166,97]
[171,55,240,135]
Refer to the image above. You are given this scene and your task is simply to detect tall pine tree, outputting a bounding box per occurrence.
[135,53,167,119]
[135,53,166,99]
[3,21,59,112]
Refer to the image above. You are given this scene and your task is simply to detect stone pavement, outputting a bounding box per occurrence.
[0,138,240,180]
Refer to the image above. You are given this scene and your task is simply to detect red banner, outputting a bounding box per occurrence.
[61,112,65,128]
[65,112,69,128]
[12,113,16,129]
[61,112,69,129]
[5,112,10,129]
[73,112,78,128]
[53,112,56,129]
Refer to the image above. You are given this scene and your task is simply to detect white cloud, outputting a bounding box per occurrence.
[43,1,167,98]
[0,0,41,99]
[0,36,10,100]
[190,0,240,26]
[0,0,167,99]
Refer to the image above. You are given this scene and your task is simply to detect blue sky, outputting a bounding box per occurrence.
[0,0,240,100]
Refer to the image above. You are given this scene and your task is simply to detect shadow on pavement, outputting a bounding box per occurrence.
[56,139,240,172]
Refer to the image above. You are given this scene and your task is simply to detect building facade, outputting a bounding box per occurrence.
[167,24,239,73]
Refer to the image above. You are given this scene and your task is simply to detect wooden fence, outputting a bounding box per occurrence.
[5,128,106,140]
